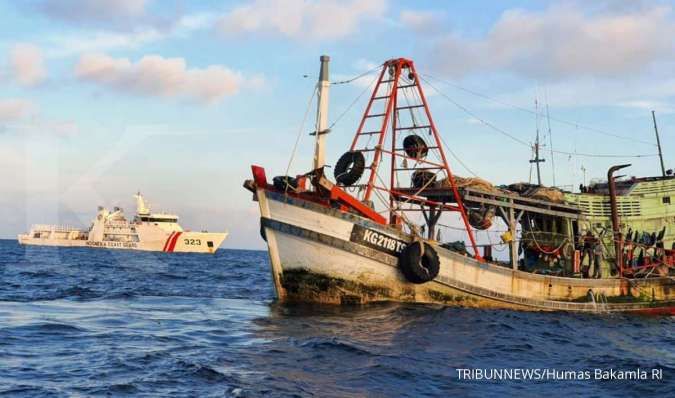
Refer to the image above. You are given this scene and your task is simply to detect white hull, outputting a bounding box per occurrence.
[257,189,675,313]
[18,231,228,253]
[18,193,228,254]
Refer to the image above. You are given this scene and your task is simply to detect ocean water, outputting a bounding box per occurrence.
[0,239,673,397]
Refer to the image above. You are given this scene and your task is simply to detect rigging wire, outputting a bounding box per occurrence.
[284,86,317,177]
[403,76,479,177]
[420,76,660,159]
[330,63,383,85]
[328,73,379,130]
[421,73,658,147]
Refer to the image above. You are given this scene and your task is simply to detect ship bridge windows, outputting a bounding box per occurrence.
[139,216,178,223]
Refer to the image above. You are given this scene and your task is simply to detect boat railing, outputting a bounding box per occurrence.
[31,224,82,233]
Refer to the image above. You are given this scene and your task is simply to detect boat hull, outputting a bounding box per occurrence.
[17,231,228,254]
[257,189,675,314]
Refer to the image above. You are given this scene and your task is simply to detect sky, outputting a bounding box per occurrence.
[0,0,674,249]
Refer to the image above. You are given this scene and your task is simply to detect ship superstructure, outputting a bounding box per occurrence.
[18,193,227,253]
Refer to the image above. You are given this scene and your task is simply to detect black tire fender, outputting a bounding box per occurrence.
[398,241,440,283]
[334,151,366,186]
[411,170,436,189]
[272,176,298,192]
[403,135,429,159]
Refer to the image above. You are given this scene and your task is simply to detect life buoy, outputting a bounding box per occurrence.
[398,241,440,283]
[403,135,428,159]
[272,176,298,192]
[334,151,365,186]
[411,170,436,189]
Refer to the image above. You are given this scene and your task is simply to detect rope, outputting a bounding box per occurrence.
[328,73,378,130]
[284,87,317,178]
[420,76,660,159]
[330,63,383,85]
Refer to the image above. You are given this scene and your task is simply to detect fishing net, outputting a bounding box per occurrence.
[438,176,502,194]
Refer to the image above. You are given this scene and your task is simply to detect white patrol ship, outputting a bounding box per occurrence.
[18,193,228,253]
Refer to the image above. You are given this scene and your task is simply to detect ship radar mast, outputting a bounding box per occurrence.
[134,192,150,215]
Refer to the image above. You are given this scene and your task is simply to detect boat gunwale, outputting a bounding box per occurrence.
[264,189,674,290]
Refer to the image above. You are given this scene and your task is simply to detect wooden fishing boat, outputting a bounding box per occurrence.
[245,56,674,314]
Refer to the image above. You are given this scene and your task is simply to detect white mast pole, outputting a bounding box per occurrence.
[313,55,330,170]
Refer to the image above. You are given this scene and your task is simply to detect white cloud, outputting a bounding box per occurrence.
[217,0,387,40]
[45,29,163,58]
[432,4,675,80]
[466,75,675,116]
[8,44,47,86]
[41,12,218,58]
[0,99,36,122]
[619,100,675,114]
[353,58,379,71]
[75,53,262,103]
[36,0,149,27]
[399,10,444,34]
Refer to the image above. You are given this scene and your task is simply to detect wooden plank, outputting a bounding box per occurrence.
[463,187,580,211]
[463,194,582,219]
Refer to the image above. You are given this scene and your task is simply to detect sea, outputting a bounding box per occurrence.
[0,239,672,397]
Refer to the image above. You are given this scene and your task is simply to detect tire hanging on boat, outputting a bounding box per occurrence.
[398,241,440,283]
[272,175,299,191]
[411,170,436,189]
[334,151,366,186]
[403,135,429,159]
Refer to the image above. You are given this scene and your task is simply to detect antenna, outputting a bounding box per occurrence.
[529,99,545,186]
[651,110,666,177]
[545,92,556,187]
[581,165,587,189]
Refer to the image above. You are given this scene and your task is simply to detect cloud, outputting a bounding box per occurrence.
[35,0,149,28]
[0,99,37,122]
[41,12,218,58]
[75,53,261,103]
[45,29,163,58]
[8,44,47,86]
[217,0,387,40]
[399,10,444,34]
[432,4,675,80]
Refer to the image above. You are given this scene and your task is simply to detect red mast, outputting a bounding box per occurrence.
[347,58,482,260]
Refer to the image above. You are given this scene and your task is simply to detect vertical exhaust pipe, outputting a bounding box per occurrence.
[608,164,631,276]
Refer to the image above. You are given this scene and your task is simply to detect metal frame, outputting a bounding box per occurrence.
[348,58,482,260]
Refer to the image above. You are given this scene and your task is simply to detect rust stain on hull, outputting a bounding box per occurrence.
[278,269,675,313]
[280,269,537,311]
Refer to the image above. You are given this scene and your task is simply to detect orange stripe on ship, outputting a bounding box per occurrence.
[167,232,182,252]
[162,232,175,252]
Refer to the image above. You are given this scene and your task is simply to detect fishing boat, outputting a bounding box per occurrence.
[18,193,228,253]
[244,56,674,314]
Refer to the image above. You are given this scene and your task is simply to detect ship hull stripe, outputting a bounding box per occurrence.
[167,232,182,252]
[162,232,175,252]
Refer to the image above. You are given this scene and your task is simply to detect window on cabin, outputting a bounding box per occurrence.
[664,196,671,204]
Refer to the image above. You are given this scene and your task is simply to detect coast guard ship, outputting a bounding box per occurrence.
[18,193,227,253]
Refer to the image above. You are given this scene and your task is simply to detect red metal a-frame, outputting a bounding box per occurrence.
[349,58,482,260]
